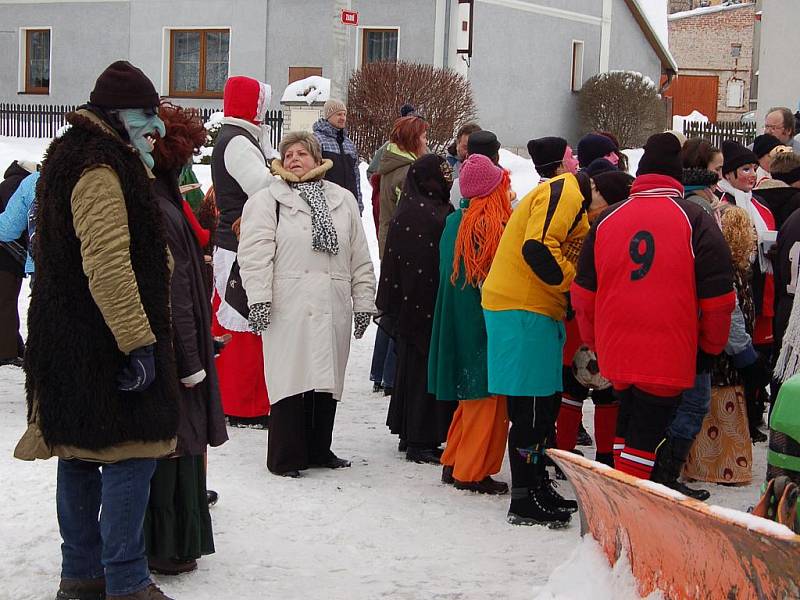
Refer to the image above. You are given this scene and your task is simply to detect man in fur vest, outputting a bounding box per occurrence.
[15,61,179,600]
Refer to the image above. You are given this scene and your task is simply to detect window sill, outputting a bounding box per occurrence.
[18,91,50,96]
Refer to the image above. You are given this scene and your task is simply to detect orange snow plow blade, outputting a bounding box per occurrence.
[548,449,800,600]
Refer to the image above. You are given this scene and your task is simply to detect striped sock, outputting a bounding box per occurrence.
[617,446,657,479]
[556,395,583,450]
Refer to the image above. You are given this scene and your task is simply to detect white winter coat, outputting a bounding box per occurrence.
[238,173,376,404]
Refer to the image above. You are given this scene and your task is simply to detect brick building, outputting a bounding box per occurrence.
[667,2,755,121]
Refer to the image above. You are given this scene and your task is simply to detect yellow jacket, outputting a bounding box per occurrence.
[482,173,589,321]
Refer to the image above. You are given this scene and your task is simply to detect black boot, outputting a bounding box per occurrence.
[406,447,441,464]
[56,578,106,600]
[595,452,615,468]
[507,486,572,528]
[539,473,578,513]
[651,437,710,501]
[207,489,219,507]
[441,465,455,484]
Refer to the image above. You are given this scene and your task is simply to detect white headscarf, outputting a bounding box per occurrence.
[716,178,772,273]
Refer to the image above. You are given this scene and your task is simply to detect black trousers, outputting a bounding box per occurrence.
[614,386,679,478]
[0,270,22,360]
[507,395,560,489]
[267,391,336,474]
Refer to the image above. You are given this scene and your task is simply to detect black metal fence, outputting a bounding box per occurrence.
[0,102,284,148]
[683,120,758,147]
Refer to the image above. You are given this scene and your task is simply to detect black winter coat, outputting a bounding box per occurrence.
[756,183,800,230]
[774,208,800,356]
[0,161,31,276]
[153,172,228,456]
[27,111,179,450]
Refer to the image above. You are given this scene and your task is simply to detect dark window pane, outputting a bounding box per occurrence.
[27,30,50,91]
[204,31,229,92]
[365,30,398,63]
[172,31,200,92]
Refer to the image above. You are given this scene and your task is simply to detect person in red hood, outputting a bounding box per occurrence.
[210,76,274,427]
[571,132,735,481]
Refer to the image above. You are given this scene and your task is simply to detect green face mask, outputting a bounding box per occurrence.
[117,108,166,170]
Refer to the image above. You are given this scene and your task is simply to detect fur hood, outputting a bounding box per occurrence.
[271,158,333,182]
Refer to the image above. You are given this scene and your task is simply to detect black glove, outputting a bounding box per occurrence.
[248,302,271,334]
[213,334,232,357]
[117,344,156,392]
[738,352,771,389]
[696,349,715,374]
[354,312,371,339]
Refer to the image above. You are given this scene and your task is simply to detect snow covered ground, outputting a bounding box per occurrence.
[0,136,769,599]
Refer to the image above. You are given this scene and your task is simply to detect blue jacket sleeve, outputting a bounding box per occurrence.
[0,172,37,242]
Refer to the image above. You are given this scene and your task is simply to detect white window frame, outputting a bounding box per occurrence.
[355,26,400,68]
[18,26,52,95]
[571,39,584,92]
[161,25,232,99]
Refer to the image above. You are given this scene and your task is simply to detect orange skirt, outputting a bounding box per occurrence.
[441,396,509,482]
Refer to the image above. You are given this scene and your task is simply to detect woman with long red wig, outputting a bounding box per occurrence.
[429,153,513,492]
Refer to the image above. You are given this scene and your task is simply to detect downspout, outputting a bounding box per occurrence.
[443,0,452,69]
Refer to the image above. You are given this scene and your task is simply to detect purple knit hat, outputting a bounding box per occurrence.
[460,154,504,198]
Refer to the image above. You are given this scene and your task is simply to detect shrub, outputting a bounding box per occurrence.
[577,71,667,148]
[347,61,477,161]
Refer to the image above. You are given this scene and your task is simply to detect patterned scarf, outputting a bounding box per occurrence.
[292,180,339,255]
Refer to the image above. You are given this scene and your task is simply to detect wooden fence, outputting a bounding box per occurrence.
[0,102,284,148]
[683,120,757,147]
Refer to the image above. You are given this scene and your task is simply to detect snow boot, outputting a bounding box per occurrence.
[576,423,593,447]
[507,486,571,528]
[651,436,710,501]
[207,489,218,507]
[441,465,455,484]
[309,453,351,469]
[372,382,383,393]
[454,476,509,495]
[106,584,173,600]
[539,474,578,513]
[56,578,106,600]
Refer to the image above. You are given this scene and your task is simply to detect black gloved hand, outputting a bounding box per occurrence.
[248,302,271,334]
[354,312,371,339]
[117,344,156,392]
[738,352,771,389]
[213,334,232,358]
[696,349,715,374]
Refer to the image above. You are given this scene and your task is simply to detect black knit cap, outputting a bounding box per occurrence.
[527,137,568,172]
[400,103,416,117]
[90,61,160,109]
[468,130,501,159]
[583,157,617,178]
[637,132,684,183]
[593,171,634,204]
[721,140,758,175]
[752,134,782,159]
[577,133,618,168]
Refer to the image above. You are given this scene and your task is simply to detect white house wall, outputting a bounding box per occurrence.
[0,1,130,105]
[468,0,602,149]
[756,3,800,126]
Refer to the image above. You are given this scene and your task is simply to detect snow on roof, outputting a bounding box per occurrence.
[280,76,331,105]
[625,0,679,74]
[669,1,754,21]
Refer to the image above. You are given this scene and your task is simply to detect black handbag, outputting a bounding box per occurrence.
[223,199,280,321]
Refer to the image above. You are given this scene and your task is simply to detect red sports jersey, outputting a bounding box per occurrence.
[572,174,735,395]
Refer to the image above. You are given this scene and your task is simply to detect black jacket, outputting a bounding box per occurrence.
[0,161,31,276]
[756,182,800,231]
[774,208,800,355]
[152,171,228,456]
[26,111,179,450]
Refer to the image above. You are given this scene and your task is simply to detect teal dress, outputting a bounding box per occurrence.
[428,205,492,401]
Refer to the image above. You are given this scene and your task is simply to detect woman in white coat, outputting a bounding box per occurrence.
[238,131,376,477]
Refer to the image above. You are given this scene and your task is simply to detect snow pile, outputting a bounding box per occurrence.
[672,110,709,132]
[533,536,664,600]
[204,111,224,130]
[500,148,540,200]
[0,136,49,165]
[623,148,644,176]
[281,76,331,105]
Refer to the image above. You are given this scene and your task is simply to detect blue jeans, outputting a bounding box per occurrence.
[370,326,396,388]
[57,457,156,595]
[668,372,711,442]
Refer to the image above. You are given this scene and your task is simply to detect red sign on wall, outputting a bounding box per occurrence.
[341,9,359,26]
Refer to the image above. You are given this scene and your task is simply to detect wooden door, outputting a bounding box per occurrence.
[663,75,718,121]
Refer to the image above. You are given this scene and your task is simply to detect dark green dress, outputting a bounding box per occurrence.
[428,204,491,401]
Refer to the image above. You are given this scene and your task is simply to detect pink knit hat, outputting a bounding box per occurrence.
[459,154,504,199]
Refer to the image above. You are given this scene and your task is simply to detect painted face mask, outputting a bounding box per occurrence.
[117,108,166,170]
